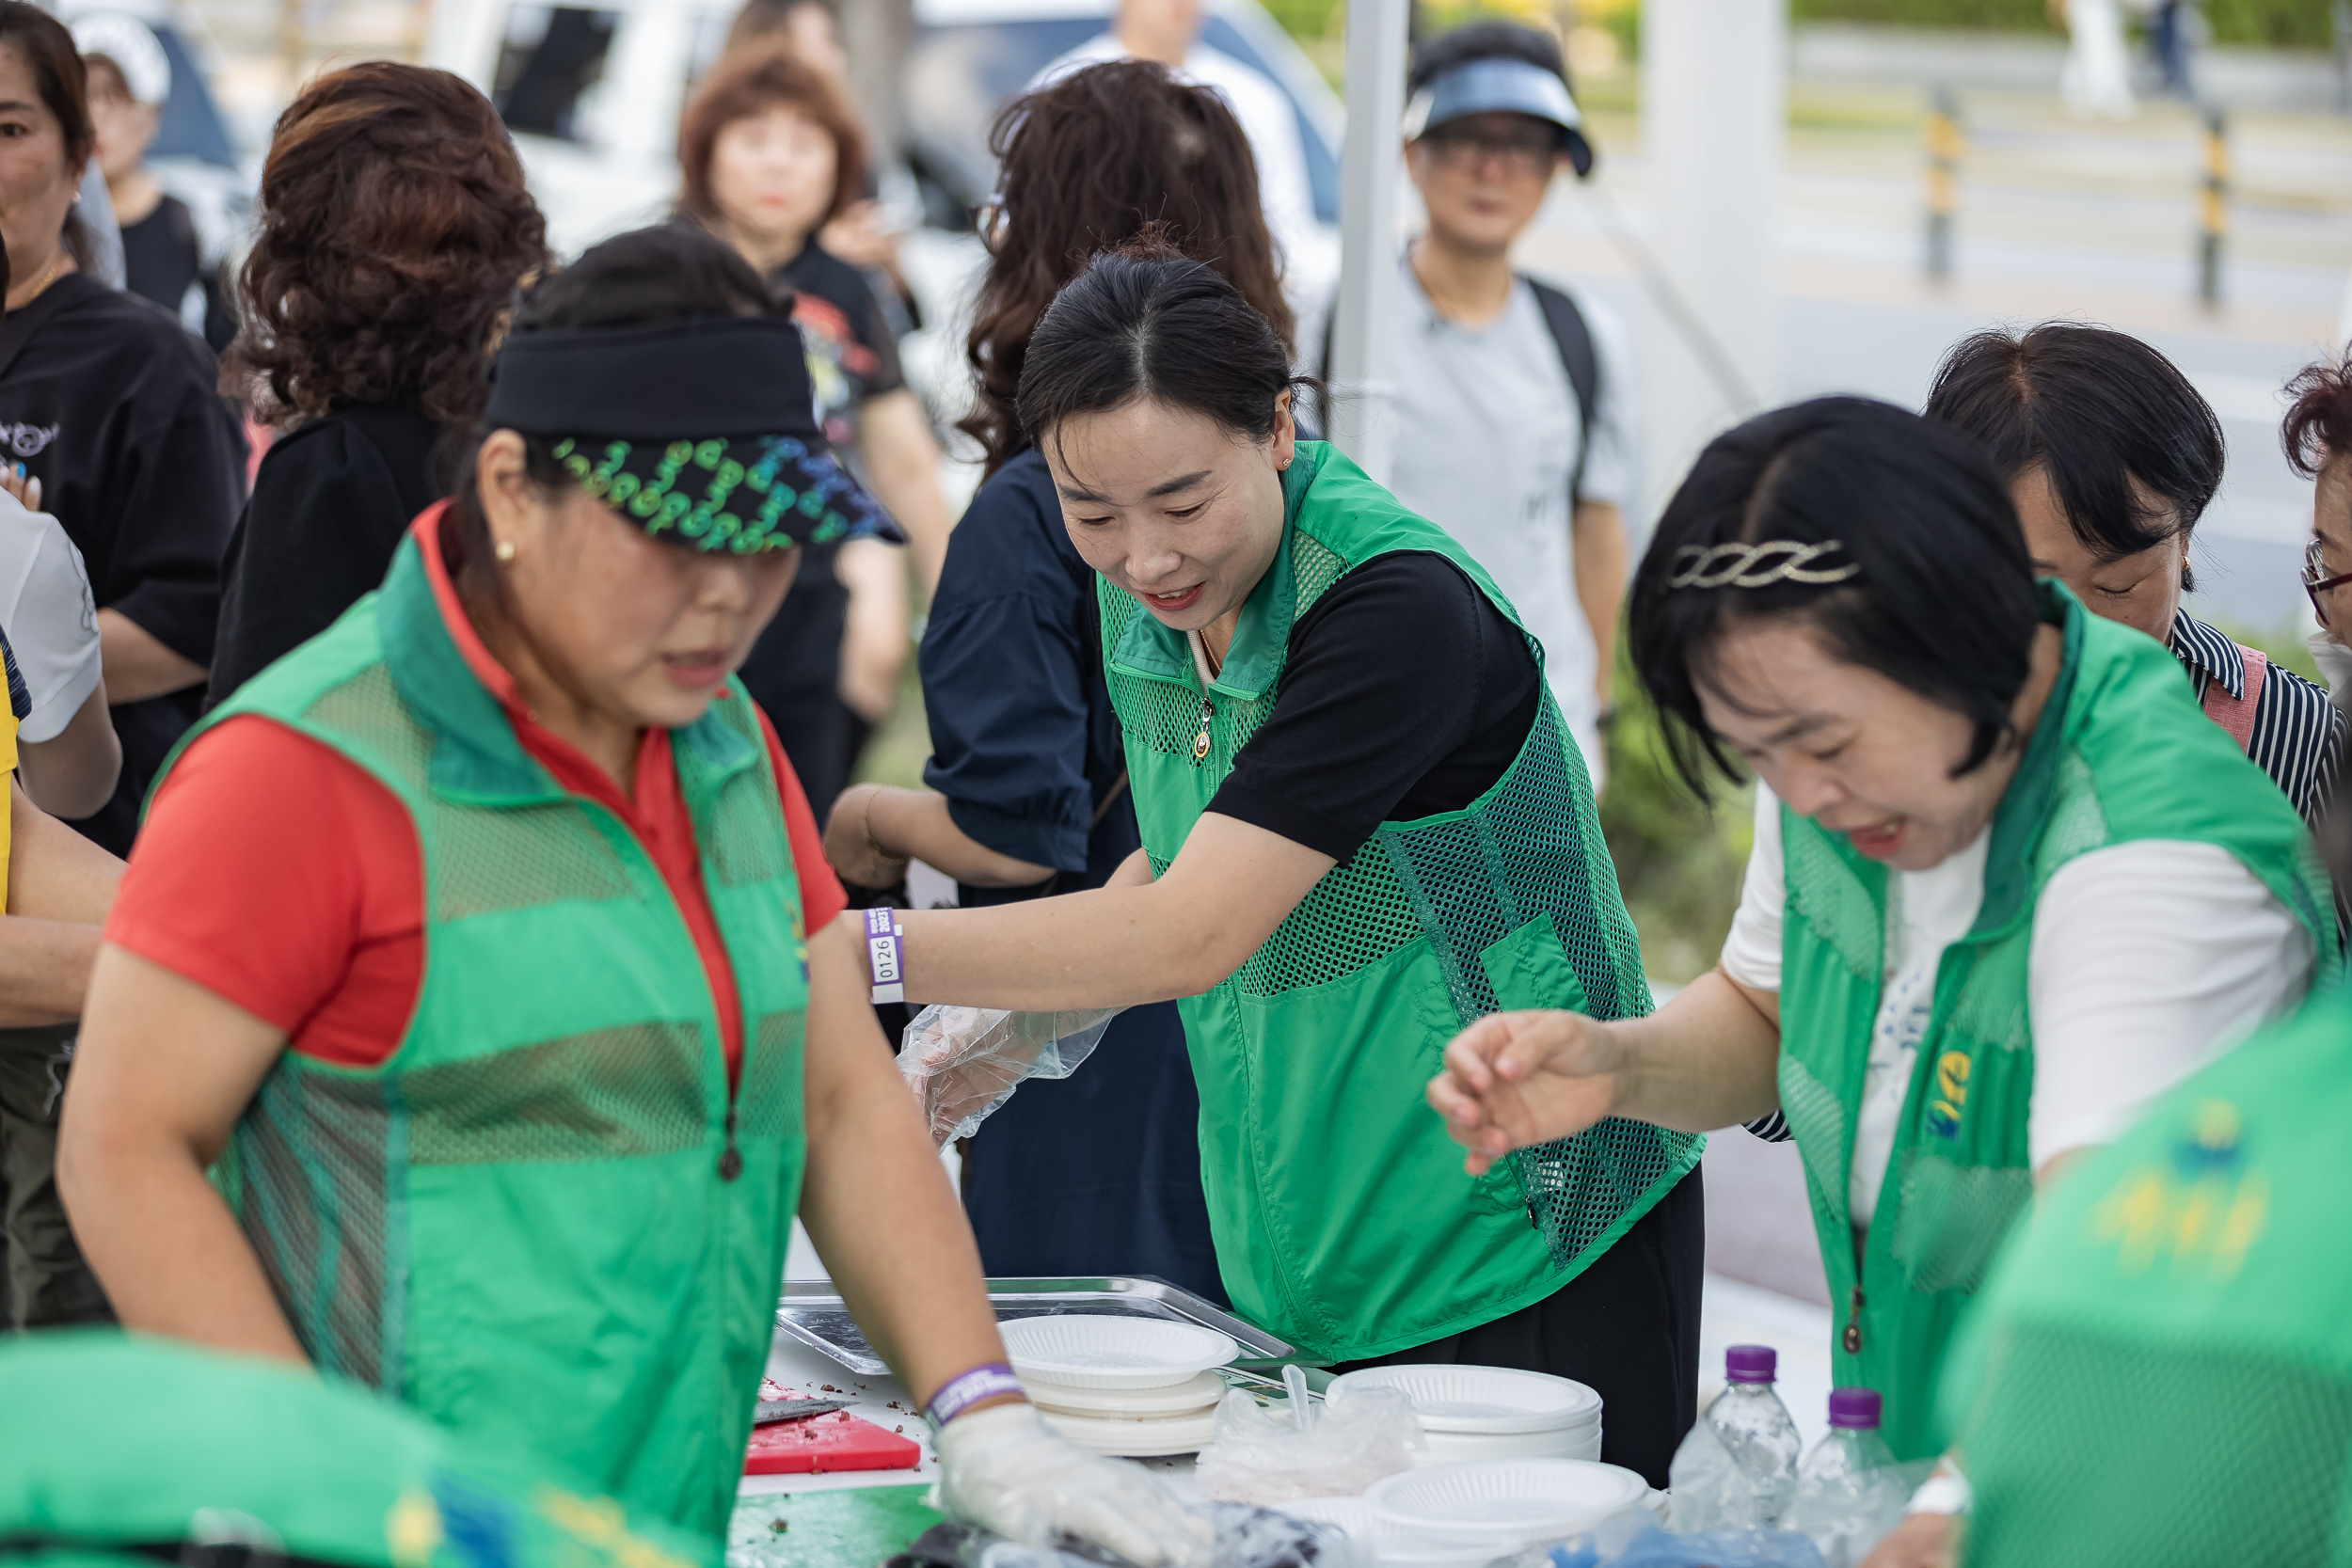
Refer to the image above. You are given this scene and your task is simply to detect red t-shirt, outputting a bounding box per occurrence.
[106,513,847,1074]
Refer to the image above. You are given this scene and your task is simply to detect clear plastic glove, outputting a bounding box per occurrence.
[900,1005,1122,1147]
[932,1403,1216,1568]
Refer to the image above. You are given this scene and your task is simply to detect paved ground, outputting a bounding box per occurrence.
[1524,45,2352,633]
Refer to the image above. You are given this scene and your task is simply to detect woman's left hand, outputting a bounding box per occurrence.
[823,784,912,889]
[1860,1513,1957,1568]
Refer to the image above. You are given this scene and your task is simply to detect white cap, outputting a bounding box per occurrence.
[72,11,171,107]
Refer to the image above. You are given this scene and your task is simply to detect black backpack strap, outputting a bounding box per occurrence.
[1525,277,1600,505]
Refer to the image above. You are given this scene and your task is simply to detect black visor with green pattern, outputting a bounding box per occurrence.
[483,316,902,553]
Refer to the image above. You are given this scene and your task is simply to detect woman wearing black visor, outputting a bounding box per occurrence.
[57,228,1208,1562]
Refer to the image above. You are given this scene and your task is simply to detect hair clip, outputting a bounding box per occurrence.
[1667,540,1862,591]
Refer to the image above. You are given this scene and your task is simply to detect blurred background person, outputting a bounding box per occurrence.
[72,10,230,353]
[2283,351,2352,703]
[0,1,243,860]
[1370,20,1630,792]
[2055,0,2136,119]
[676,43,952,816]
[1031,0,1316,321]
[824,58,1292,1305]
[0,244,122,1337]
[719,0,912,309]
[1927,323,2343,829]
[209,61,548,706]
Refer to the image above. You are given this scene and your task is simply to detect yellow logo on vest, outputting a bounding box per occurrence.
[2090,1099,2268,1280]
[1925,1050,1970,1137]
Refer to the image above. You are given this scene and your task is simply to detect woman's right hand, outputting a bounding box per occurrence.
[1427,1009,1627,1175]
[935,1403,1215,1567]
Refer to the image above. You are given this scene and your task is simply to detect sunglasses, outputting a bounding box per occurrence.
[2304,536,2352,626]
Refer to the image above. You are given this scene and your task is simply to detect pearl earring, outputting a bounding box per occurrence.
[495,540,516,562]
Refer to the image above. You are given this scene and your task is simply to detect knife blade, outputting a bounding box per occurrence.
[754,1397,854,1425]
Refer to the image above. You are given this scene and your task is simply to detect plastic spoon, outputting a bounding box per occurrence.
[1282,1363,1313,1433]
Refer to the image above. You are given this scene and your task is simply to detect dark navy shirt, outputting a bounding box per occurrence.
[919,448,1222,1303]
[921,449,1132,884]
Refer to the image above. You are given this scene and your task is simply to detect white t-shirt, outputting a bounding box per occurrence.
[1031,34,1318,288]
[1720,784,2313,1225]
[0,489,101,743]
[1380,265,1633,784]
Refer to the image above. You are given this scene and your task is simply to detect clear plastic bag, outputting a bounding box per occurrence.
[899,1005,1123,1146]
[1194,1386,1424,1507]
[886,1504,1351,1567]
[1498,1520,1825,1568]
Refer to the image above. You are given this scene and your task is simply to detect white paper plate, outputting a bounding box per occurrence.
[1270,1497,1498,1567]
[1038,1405,1219,1456]
[1328,1365,1603,1435]
[1414,1424,1604,1465]
[1028,1368,1227,1418]
[1000,1315,1238,1390]
[1367,1459,1650,1547]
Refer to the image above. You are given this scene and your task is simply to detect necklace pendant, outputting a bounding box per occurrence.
[1191,699,1215,765]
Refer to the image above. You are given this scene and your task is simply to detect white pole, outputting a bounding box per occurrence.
[1639,0,1786,513]
[1327,0,1410,487]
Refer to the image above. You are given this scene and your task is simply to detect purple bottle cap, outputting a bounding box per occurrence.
[1724,1344,1777,1384]
[1828,1387,1883,1429]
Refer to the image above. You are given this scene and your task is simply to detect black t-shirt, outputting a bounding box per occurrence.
[119,195,233,356]
[736,241,908,816]
[1206,551,1542,862]
[0,273,246,853]
[211,403,444,706]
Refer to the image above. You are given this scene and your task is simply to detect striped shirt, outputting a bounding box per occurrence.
[2167,611,2343,830]
[1742,614,2341,1148]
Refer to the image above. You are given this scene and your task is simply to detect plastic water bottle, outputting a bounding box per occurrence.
[1788,1387,1909,1568]
[1665,1344,1803,1529]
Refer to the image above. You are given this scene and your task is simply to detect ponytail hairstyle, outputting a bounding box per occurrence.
[1015,237,1309,465]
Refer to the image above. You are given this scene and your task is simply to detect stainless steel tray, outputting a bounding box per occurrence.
[774,1275,1295,1377]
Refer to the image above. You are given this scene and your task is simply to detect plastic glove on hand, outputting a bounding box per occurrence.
[934,1403,1216,1568]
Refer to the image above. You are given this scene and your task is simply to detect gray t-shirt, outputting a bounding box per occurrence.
[1379,259,1633,776]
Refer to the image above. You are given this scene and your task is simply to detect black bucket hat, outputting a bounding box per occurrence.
[483,314,902,555]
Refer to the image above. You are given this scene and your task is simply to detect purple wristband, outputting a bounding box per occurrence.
[864,906,905,1005]
[924,1362,1025,1428]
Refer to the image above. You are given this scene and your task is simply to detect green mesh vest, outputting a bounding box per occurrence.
[1943,986,2352,1568]
[1774,583,2335,1459]
[167,532,810,1541]
[1098,441,1700,1360]
[0,1331,717,1568]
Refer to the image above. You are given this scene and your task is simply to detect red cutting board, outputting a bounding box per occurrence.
[743,1380,923,1475]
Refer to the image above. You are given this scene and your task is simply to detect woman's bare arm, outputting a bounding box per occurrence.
[0,783,123,1023]
[16,679,120,819]
[824,783,1057,891]
[859,388,953,598]
[56,943,307,1363]
[842,811,1336,1011]
[796,918,1011,1405]
[98,610,206,705]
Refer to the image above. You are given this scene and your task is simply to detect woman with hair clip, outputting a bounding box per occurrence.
[0,0,244,857]
[834,241,1708,1486]
[824,57,1293,1307]
[210,61,549,706]
[1427,398,2334,1511]
[52,227,1208,1566]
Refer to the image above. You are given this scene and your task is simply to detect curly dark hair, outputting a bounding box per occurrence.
[2282,352,2352,480]
[225,61,548,431]
[961,59,1293,478]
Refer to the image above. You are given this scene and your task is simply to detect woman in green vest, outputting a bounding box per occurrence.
[1427,396,2336,1465]
[833,244,1706,1484]
[51,228,1205,1565]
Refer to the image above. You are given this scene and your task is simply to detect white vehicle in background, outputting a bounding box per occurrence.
[421,0,1343,432]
